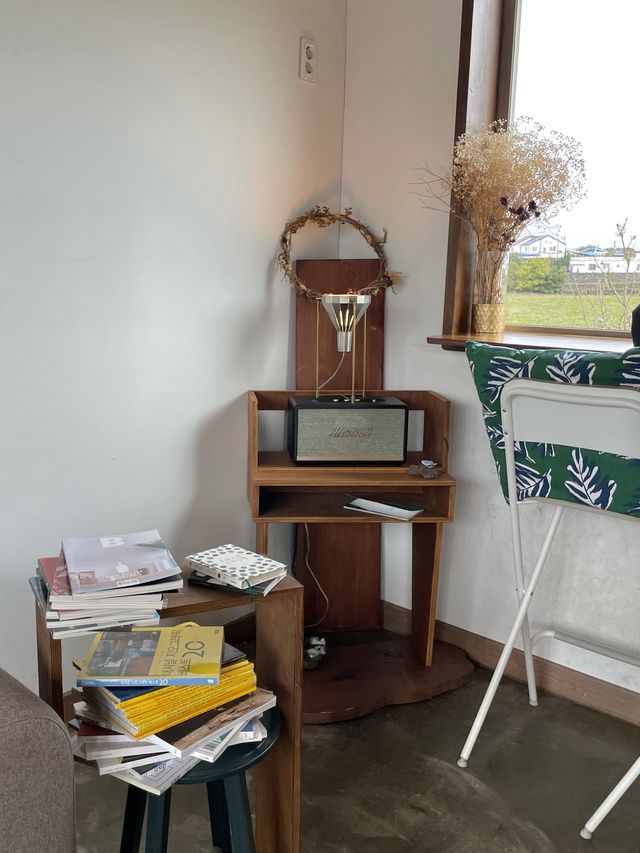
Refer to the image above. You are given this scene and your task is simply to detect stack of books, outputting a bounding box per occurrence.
[29,529,184,638]
[185,544,287,597]
[70,624,276,794]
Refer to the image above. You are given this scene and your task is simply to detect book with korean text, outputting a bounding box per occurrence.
[76,623,224,687]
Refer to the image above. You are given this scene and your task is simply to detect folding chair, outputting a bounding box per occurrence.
[461,342,640,839]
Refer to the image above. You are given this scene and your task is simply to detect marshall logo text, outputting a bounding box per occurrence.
[330,426,371,439]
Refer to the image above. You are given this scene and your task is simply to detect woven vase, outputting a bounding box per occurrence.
[472,249,507,335]
[472,303,506,335]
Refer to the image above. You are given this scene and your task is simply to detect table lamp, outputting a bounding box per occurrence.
[319,293,371,404]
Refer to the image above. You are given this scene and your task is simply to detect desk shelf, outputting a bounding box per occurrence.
[247,390,472,724]
[257,485,454,524]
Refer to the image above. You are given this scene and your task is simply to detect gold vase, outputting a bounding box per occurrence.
[472,303,505,335]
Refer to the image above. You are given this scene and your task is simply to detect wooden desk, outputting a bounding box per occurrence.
[248,390,473,722]
[35,574,303,853]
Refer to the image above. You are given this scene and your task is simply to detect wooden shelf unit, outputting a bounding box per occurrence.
[248,390,455,527]
[247,390,471,723]
[36,574,303,853]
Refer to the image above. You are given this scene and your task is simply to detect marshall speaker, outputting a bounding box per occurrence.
[287,395,408,464]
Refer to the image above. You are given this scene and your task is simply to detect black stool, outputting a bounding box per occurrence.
[119,707,281,853]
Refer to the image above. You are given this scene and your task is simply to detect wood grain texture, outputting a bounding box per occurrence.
[295,523,382,630]
[294,259,384,393]
[427,331,633,353]
[35,601,64,718]
[442,0,512,337]
[255,579,303,853]
[411,524,444,666]
[301,635,473,724]
[293,268,385,640]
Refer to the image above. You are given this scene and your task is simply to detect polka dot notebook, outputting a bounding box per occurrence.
[182,544,287,590]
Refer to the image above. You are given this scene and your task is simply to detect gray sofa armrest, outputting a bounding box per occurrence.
[0,667,75,853]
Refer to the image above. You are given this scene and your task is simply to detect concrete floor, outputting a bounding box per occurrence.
[75,669,640,852]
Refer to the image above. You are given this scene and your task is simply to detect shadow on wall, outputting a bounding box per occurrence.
[173,395,251,562]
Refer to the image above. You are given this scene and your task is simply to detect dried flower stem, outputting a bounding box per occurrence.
[417,117,586,303]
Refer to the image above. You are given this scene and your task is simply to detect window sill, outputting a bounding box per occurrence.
[427,330,633,354]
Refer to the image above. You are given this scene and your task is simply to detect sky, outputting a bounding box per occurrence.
[513,0,639,250]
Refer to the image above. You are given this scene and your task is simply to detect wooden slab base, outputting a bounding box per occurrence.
[302,632,474,724]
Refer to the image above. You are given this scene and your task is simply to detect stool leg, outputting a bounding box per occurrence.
[120,786,147,853]
[145,788,172,853]
[225,772,256,853]
[207,779,232,852]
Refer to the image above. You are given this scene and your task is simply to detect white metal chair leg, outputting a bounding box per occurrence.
[580,755,640,839]
[510,496,538,706]
[457,506,564,769]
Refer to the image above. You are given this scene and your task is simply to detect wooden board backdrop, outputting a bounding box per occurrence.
[293,259,385,631]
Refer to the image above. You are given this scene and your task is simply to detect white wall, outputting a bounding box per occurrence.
[342,0,640,691]
[5,0,639,699]
[0,0,347,689]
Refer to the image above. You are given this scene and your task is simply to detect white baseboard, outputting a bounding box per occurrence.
[382,601,640,727]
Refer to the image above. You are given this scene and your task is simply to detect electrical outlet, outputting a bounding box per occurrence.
[299,38,316,83]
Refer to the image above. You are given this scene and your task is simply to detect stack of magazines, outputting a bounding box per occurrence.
[70,623,276,794]
[185,543,287,597]
[29,529,183,638]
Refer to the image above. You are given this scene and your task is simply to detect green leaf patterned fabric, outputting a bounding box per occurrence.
[466,342,640,516]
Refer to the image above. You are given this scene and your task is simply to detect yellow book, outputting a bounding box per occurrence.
[76,622,224,687]
[118,665,255,722]
[114,666,256,725]
[81,663,257,731]
[114,661,252,713]
[132,678,258,738]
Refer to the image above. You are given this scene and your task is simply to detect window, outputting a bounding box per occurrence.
[437,0,634,345]
[505,0,639,334]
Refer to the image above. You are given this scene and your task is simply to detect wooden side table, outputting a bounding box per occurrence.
[248,390,473,723]
[35,574,303,853]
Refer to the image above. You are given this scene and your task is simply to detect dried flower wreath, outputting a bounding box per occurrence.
[277,205,400,300]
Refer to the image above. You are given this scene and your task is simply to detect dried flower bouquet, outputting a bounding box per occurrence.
[421,117,586,304]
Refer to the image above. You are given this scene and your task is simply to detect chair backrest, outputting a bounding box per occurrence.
[501,378,640,515]
[466,342,640,518]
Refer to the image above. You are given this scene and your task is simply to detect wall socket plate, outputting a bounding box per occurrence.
[299,37,316,83]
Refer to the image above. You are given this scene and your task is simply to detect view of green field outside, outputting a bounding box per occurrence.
[504,254,639,331]
[505,294,633,329]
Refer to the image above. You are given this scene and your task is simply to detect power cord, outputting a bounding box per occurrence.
[302,522,330,629]
[317,352,346,391]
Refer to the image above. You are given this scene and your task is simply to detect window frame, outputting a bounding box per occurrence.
[432,0,633,351]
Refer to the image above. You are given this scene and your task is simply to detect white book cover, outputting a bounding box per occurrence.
[63,529,180,595]
[49,613,160,639]
[232,717,267,743]
[85,740,169,760]
[343,497,424,520]
[111,754,201,795]
[183,544,286,590]
[46,609,158,630]
[94,750,176,775]
[192,719,246,763]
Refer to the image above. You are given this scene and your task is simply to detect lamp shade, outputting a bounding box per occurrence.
[320,293,371,352]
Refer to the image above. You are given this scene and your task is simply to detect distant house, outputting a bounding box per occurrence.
[510,234,566,258]
[569,252,640,274]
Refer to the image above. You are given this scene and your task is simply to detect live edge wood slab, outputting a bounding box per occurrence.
[302,633,473,724]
